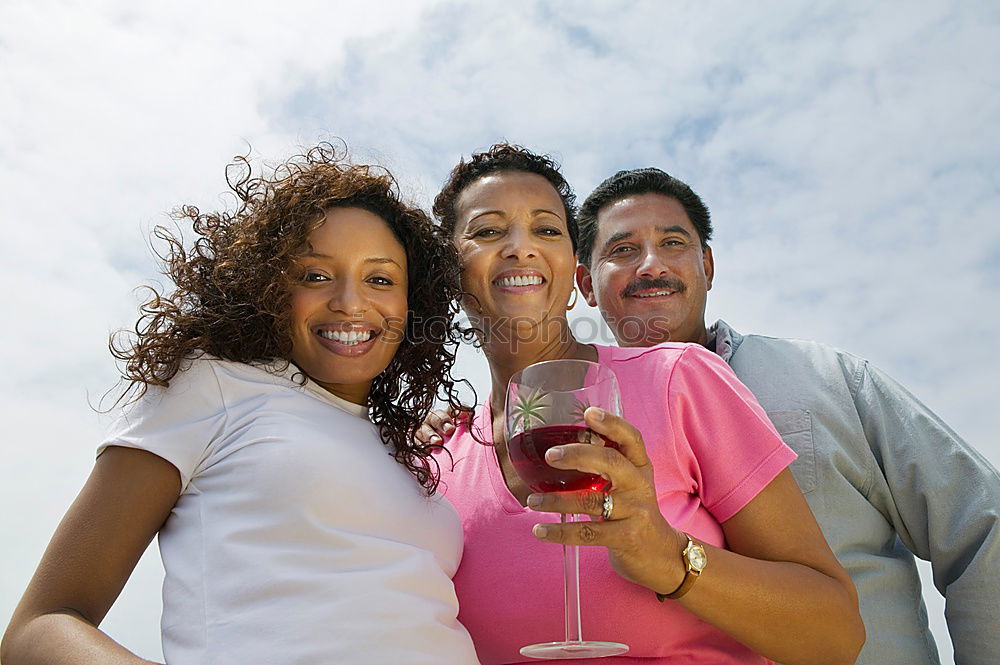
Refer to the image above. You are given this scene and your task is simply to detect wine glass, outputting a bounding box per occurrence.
[505,359,629,659]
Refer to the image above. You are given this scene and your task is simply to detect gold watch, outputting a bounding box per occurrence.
[656,533,707,601]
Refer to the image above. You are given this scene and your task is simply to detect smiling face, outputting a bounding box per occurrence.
[452,171,576,336]
[288,206,408,404]
[577,193,714,347]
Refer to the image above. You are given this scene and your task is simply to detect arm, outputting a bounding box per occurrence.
[1,446,181,665]
[855,361,1000,665]
[531,408,864,665]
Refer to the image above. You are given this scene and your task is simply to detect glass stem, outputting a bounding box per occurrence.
[562,513,583,643]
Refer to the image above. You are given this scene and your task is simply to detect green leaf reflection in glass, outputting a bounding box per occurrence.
[511,387,550,434]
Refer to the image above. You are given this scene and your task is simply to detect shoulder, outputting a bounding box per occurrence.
[732,333,867,380]
[734,330,865,360]
[123,356,299,421]
[600,341,736,379]
[597,341,720,370]
[131,355,227,406]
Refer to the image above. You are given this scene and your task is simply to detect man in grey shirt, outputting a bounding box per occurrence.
[573,167,1000,665]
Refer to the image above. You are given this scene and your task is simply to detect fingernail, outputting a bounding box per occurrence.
[588,406,605,421]
[526,494,541,508]
[443,422,455,433]
[546,447,564,461]
[430,435,442,444]
[533,524,548,538]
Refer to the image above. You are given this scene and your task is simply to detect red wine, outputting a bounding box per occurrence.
[508,424,617,493]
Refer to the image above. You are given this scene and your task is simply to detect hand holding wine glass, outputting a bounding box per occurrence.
[525,405,688,597]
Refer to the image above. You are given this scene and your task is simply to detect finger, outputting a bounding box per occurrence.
[526,489,608,518]
[414,423,443,446]
[584,407,651,469]
[544,443,643,489]
[426,409,456,436]
[532,517,632,547]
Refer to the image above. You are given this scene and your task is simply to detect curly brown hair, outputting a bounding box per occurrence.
[111,142,465,493]
[432,143,579,251]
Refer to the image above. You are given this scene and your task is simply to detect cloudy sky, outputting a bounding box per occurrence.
[2,1,997,662]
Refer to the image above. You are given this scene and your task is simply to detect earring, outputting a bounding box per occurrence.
[566,288,578,310]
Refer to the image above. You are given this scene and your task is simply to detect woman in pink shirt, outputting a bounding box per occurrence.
[429,143,864,665]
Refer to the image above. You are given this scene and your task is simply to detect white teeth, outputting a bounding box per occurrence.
[318,329,374,345]
[495,275,544,287]
[635,290,674,298]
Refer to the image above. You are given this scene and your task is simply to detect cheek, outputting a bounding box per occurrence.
[460,249,488,281]
[592,270,623,309]
[288,292,312,332]
[379,293,409,341]
[549,246,578,287]
[458,251,491,298]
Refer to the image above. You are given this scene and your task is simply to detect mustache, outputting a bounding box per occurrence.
[621,276,686,298]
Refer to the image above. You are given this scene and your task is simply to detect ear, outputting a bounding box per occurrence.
[576,264,598,307]
[703,246,715,291]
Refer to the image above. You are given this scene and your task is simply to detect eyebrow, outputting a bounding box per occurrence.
[601,225,692,253]
[302,252,403,268]
[466,208,564,225]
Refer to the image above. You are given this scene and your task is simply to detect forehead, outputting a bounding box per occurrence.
[310,206,407,263]
[455,171,563,218]
[595,193,696,243]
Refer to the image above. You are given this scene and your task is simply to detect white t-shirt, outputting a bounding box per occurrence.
[100,356,479,665]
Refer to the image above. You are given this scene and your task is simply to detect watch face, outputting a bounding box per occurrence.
[688,544,707,570]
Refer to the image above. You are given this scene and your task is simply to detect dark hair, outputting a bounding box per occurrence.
[432,143,578,251]
[111,142,465,493]
[577,167,713,268]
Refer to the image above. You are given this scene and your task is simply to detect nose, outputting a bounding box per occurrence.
[326,278,367,317]
[636,246,670,279]
[500,225,538,261]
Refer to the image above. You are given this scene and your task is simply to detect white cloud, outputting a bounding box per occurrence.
[2,2,997,663]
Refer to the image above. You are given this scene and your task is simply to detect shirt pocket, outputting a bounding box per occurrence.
[766,410,816,494]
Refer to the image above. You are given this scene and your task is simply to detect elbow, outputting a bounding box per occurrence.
[844,583,866,664]
[797,597,865,665]
[2,613,33,665]
[827,570,866,665]
[1,625,19,664]
[820,610,866,665]
[850,617,867,663]
[840,617,866,665]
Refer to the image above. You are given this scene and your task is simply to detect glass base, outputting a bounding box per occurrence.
[520,640,629,660]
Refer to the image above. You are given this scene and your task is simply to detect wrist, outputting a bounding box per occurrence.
[651,528,688,596]
[655,531,707,601]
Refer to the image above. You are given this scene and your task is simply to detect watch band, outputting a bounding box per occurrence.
[655,533,706,602]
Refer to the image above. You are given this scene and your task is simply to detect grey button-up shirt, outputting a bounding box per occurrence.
[710,320,1000,665]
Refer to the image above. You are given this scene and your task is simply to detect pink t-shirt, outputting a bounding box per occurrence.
[438,343,796,664]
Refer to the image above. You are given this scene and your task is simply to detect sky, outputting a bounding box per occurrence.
[1,1,998,662]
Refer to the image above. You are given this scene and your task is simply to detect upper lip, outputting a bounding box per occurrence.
[629,287,677,297]
[492,269,546,285]
[312,322,379,334]
[622,278,684,298]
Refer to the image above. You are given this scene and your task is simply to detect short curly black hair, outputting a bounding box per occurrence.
[111,142,465,493]
[577,167,713,268]
[432,143,578,251]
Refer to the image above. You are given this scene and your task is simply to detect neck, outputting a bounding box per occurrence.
[477,316,596,415]
[312,378,372,406]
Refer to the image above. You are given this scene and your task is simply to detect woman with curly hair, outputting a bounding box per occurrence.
[423,143,863,664]
[1,144,480,665]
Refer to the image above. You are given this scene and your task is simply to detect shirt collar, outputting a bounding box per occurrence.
[707,319,742,363]
[270,360,371,420]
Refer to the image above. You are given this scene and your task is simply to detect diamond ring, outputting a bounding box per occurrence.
[602,492,614,520]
